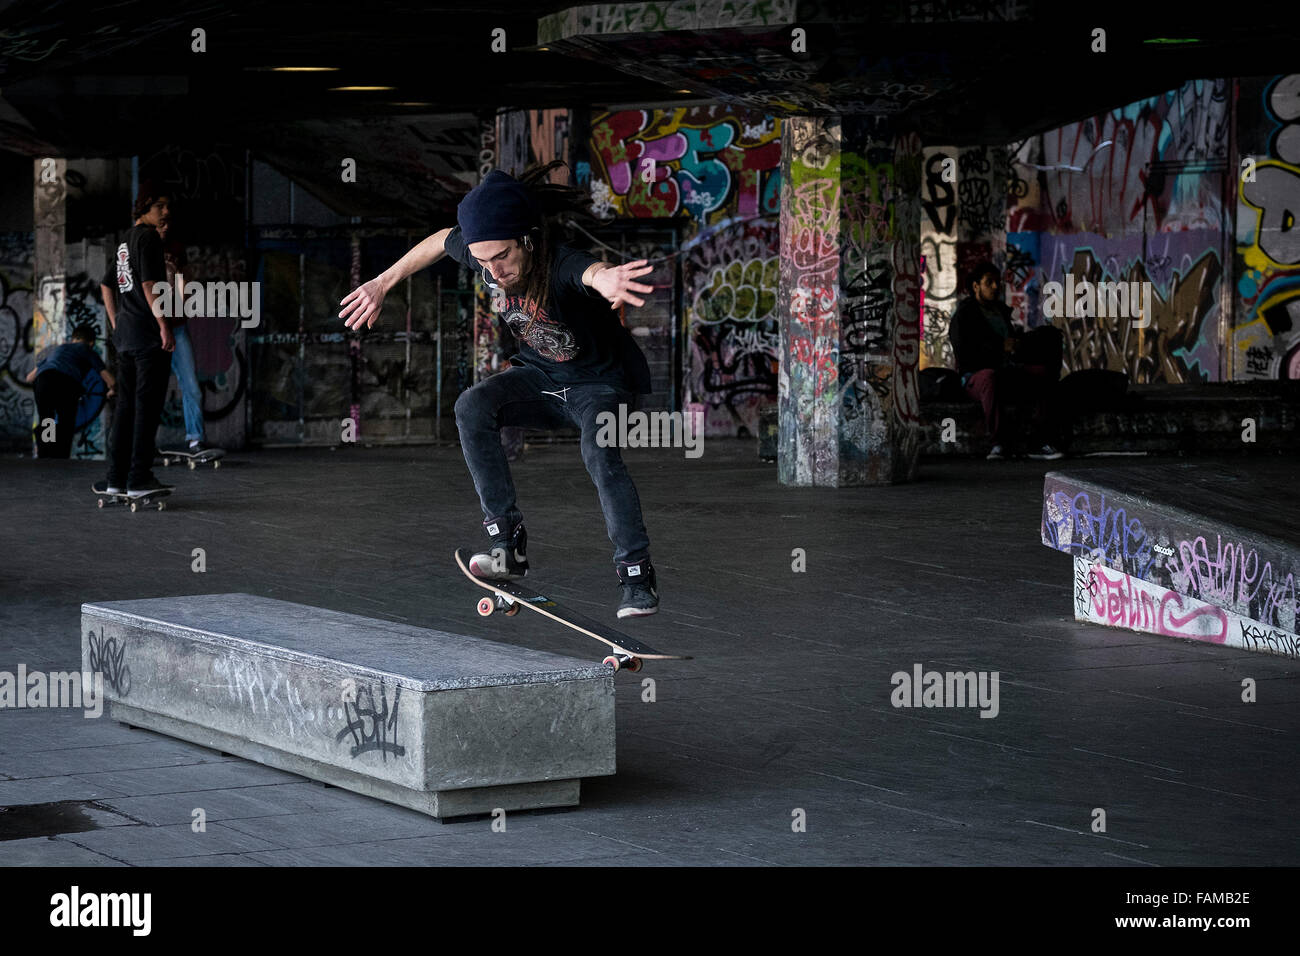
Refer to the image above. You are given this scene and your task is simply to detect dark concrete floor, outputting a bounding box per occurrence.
[2,441,1298,866]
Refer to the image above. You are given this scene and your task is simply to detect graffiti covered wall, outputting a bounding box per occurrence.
[586,105,782,435]
[3,161,115,457]
[919,145,1008,369]
[683,218,778,434]
[1005,79,1230,383]
[0,231,35,450]
[1235,74,1300,380]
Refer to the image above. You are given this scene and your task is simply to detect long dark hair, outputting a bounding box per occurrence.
[514,160,599,318]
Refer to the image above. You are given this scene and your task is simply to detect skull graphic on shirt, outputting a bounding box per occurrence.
[502,299,578,362]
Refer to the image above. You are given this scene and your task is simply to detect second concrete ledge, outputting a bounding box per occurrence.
[80,593,616,818]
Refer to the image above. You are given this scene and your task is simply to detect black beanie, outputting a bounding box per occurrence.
[457,170,540,244]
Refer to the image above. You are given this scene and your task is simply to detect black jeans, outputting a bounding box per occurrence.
[33,370,82,458]
[108,346,172,486]
[454,363,651,566]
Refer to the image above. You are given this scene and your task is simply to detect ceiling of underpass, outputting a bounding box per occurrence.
[2,0,1298,218]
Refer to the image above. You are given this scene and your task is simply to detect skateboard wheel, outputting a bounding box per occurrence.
[602,655,620,671]
[157,501,166,511]
[162,458,170,466]
[129,501,139,513]
[625,657,643,673]
[97,498,105,509]
[213,460,221,470]
[503,603,521,617]
[477,597,494,617]
[187,459,196,470]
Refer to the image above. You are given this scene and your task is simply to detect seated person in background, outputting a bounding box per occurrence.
[26,323,116,458]
[948,262,1064,461]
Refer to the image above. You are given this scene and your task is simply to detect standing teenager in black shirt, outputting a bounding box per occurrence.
[94,182,176,497]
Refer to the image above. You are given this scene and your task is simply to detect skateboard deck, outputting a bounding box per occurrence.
[454,548,690,672]
[158,447,226,470]
[93,484,172,512]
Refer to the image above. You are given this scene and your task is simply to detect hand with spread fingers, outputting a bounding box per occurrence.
[592,259,654,309]
[340,277,388,330]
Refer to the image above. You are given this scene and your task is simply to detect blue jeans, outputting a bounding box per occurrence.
[454,363,651,566]
[171,325,205,442]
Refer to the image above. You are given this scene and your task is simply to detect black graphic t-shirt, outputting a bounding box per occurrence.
[444,226,651,393]
[100,224,166,351]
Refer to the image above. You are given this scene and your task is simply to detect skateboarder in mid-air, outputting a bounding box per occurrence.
[340,164,661,618]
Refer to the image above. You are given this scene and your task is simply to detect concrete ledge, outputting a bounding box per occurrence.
[81,594,616,818]
[1043,466,1299,635]
[1073,557,1300,660]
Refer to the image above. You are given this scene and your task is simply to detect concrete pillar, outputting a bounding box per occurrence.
[33,158,66,373]
[778,117,922,486]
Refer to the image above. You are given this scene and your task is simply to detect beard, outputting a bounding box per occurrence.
[502,251,536,294]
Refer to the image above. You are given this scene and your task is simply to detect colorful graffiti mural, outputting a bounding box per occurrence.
[589,105,783,435]
[1235,73,1300,380]
[1003,80,1230,382]
[589,107,781,223]
[684,219,778,434]
[1008,79,1229,236]
[1028,234,1223,383]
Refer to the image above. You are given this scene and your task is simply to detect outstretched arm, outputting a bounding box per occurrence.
[585,259,654,309]
[340,227,452,330]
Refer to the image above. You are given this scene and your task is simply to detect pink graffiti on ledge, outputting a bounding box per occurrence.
[1088,564,1228,642]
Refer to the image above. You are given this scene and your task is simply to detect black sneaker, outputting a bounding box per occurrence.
[467,515,528,580]
[1027,444,1064,460]
[616,559,659,618]
[126,476,174,497]
[95,479,124,495]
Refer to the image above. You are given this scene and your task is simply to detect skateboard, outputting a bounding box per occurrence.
[158,447,226,470]
[92,483,172,512]
[454,548,690,672]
